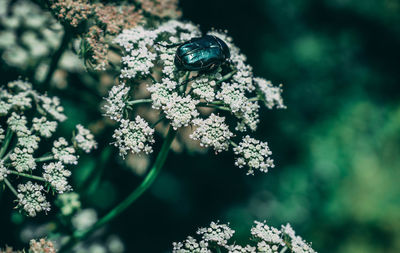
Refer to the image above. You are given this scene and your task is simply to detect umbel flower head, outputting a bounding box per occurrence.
[105,20,285,175]
[0,80,97,217]
[172,221,316,253]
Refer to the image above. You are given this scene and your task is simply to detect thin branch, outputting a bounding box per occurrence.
[35,154,54,163]
[126,98,153,106]
[4,178,18,197]
[59,127,177,253]
[42,26,72,89]
[9,170,46,182]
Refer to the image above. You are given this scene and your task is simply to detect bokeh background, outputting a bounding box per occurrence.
[1,0,400,252]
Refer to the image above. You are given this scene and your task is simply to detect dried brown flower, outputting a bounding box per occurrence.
[137,0,182,18]
[0,238,56,253]
[29,238,56,253]
[50,0,92,27]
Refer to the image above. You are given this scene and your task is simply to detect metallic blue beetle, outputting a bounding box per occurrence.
[174,35,230,72]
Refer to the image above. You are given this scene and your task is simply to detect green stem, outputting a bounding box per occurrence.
[216,70,237,85]
[229,140,238,148]
[151,116,165,128]
[9,170,46,182]
[126,98,152,106]
[197,104,231,112]
[4,178,18,197]
[248,96,260,102]
[280,246,288,253]
[35,154,54,163]
[42,27,71,89]
[0,128,13,159]
[59,127,177,252]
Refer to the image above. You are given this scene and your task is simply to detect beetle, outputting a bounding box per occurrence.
[174,35,230,72]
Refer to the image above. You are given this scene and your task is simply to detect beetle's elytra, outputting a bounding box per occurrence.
[174,35,230,72]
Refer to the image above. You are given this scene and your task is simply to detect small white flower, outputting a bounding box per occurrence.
[0,160,10,181]
[73,124,97,153]
[163,94,199,130]
[104,83,130,122]
[251,221,283,245]
[52,137,78,165]
[190,114,233,153]
[8,79,33,91]
[0,87,13,116]
[281,224,316,253]
[114,26,157,79]
[191,76,218,102]
[112,116,155,157]
[0,125,5,143]
[234,101,260,132]
[233,136,274,175]
[0,100,12,116]
[226,244,257,253]
[16,181,51,217]
[256,241,278,253]
[9,91,32,110]
[42,162,72,194]
[172,236,210,253]
[197,221,235,247]
[17,130,40,150]
[7,112,29,134]
[147,82,176,109]
[32,117,57,138]
[10,147,36,172]
[38,95,67,122]
[254,78,286,109]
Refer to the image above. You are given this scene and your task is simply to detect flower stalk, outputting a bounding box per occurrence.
[9,170,46,182]
[4,178,18,197]
[59,126,176,252]
[42,26,72,89]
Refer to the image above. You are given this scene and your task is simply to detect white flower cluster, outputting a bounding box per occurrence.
[0,80,96,216]
[233,136,274,175]
[115,26,158,79]
[73,124,98,153]
[107,20,285,174]
[191,114,233,153]
[104,82,130,122]
[173,221,316,253]
[281,224,316,253]
[0,160,9,181]
[197,221,235,246]
[10,147,36,172]
[112,116,155,157]
[42,162,72,194]
[32,117,57,138]
[254,78,286,109]
[162,94,199,130]
[0,127,4,142]
[16,181,51,217]
[52,137,79,165]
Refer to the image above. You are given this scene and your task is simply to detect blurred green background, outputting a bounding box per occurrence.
[1,0,400,252]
